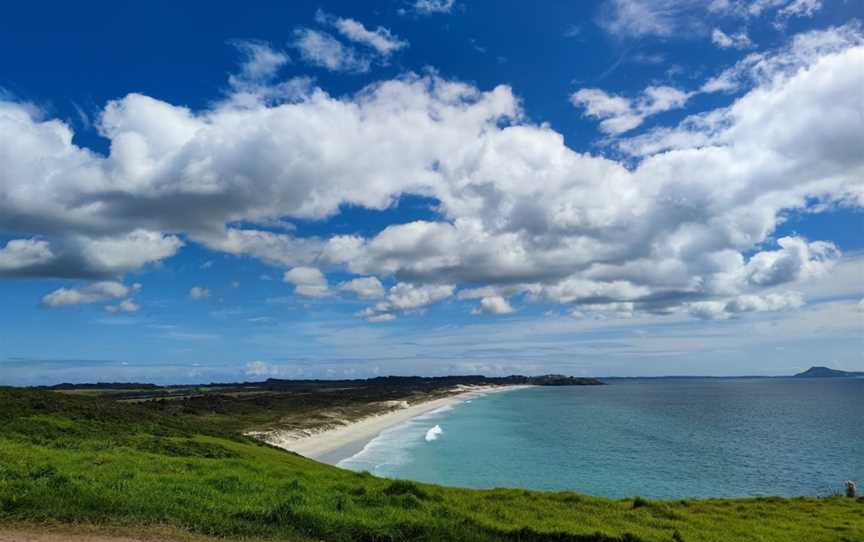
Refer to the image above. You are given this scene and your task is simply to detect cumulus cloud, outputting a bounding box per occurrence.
[0,231,181,279]
[741,237,837,288]
[316,10,407,56]
[621,25,864,155]
[688,291,804,320]
[727,291,804,312]
[78,230,183,274]
[105,298,140,314]
[359,282,454,321]
[339,276,386,299]
[283,266,330,298]
[571,85,691,135]
[712,28,753,49]
[1,25,861,324]
[701,23,862,94]
[293,29,372,73]
[473,295,516,315]
[572,302,636,319]
[0,239,54,274]
[195,228,322,269]
[189,286,211,300]
[41,281,136,307]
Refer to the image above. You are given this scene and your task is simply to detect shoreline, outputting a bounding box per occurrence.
[254,384,533,465]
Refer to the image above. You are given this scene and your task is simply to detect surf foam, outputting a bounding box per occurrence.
[425,425,443,441]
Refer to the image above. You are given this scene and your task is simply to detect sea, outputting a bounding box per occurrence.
[338,378,864,499]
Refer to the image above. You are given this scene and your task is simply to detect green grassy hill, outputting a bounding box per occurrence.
[0,388,861,542]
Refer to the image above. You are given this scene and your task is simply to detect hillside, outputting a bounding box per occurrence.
[0,388,861,542]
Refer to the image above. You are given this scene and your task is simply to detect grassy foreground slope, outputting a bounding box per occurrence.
[0,389,861,542]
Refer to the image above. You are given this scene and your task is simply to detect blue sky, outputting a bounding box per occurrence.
[1,0,862,385]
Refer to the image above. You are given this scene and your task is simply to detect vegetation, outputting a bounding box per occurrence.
[0,388,861,542]
[40,375,602,435]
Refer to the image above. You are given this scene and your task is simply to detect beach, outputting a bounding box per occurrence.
[255,385,532,464]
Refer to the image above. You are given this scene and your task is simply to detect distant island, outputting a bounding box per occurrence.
[793,366,864,378]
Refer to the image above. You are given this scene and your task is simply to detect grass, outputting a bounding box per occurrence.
[1,388,862,542]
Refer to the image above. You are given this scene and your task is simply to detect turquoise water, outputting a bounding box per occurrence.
[339,378,864,499]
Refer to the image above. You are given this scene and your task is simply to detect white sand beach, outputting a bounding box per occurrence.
[254,385,531,464]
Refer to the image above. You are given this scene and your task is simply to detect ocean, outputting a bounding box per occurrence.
[338,378,864,499]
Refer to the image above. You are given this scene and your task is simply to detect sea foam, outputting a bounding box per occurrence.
[425,425,443,441]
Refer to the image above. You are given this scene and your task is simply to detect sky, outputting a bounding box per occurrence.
[1,0,862,385]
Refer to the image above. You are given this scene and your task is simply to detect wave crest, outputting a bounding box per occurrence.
[425,424,443,442]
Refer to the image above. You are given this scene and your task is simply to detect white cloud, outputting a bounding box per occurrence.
[194,228,323,269]
[339,276,386,299]
[792,255,864,302]
[727,291,804,313]
[359,282,454,321]
[688,291,804,320]
[42,281,132,307]
[718,0,824,19]
[244,360,304,378]
[412,0,456,15]
[387,282,455,310]
[571,85,691,135]
[0,239,54,274]
[316,11,408,56]
[777,0,823,18]
[228,40,289,85]
[539,278,651,305]
[685,300,730,320]
[189,286,211,300]
[741,237,837,288]
[0,231,180,279]
[1,25,861,325]
[712,28,753,49]
[77,230,183,274]
[622,25,864,155]
[105,298,140,314]
[578,302,637,319]
[293,29,372,73]
[601,0,824,40]
[473,296,516,315]
[283,266,330,298]
[701,23,862,94]
[599,0,705,38]
[362,312,397,322]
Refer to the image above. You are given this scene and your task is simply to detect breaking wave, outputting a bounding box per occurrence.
[425,424,443,442]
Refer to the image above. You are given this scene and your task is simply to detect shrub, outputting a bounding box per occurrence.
[632,497,649,509]
[383,480,429,500]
